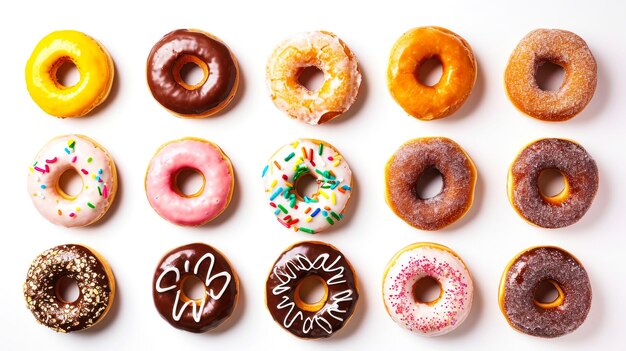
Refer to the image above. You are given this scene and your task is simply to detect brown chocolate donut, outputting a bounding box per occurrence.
[385,137,477,230]
[499,246,592,338]
[23,244,115,333]
[507,138,599,228]
[153,243,238,333]
[147,29,239,118]
[265,241,359,339]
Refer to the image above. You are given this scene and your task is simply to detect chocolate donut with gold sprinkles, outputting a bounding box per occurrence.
[23,244,115,332]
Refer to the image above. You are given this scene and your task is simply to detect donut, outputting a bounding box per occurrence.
[153,243,238,333]
[266,31,361,125]
[507,138,599,228]
[387,26,477,121]
[385,137,477,230]
[27,134,118,227]
[147,29,239,118]
[145,138,234,226]
[262,138,353,234]
[383,242,473,336]
[25,30,114,118]
[23,244,115,332]
[505,29,597,121]
[265,241,359,339]
[499,246,592,337]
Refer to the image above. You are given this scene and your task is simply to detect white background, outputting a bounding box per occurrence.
[1,0,625,349]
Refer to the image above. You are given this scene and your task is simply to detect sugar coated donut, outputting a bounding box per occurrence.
[27,134,117,227]
[505,29,597,121]
[385,137,477,230]
[265,241,359,339]
[262,138,353,234]
[388,26,476,121]
[383,242,473,336]
[266,31,361,125]
[153,243,238,333]
[499,246,592,338]
[507,138,598,228]
[25,30,114,118]
[145,138,234,226]
[23,244,115,332]
[147,29,239,118]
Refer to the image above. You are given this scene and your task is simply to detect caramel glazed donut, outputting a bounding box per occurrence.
[499,246,592,338]
[266,241,359,339]
[385,137,477,230]
[23,244,115,332]
[508,138,598,228]
[505,29,597,121]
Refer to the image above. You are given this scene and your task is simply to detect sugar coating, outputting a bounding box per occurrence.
[510,138,598,228]
[385,137,476,230]
[502,247,591,338]
[505,29,597,121]
[23,244,113,332]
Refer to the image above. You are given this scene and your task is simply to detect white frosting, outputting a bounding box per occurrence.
[26,135,116,227]
[383,245,473,336]
[262,139,352,234]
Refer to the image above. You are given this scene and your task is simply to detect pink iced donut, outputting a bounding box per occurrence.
[145,138,234,226]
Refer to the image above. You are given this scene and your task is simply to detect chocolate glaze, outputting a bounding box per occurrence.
[152,243,238,333]
[502,247,592,338]
[510,138,598,228]
[147,29,238,116]
[385,137,476,230]
[23,244,114,333]
[266,241,359,339]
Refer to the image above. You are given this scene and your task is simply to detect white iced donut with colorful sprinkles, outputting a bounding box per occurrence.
[27,135,117,227]
[382,242,473,336]
[262,138,352,234]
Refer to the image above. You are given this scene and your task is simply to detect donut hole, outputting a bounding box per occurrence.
[55,276,80,304]
[182,275,206,302]
[173,54,209,90]
[416,56,443,87]
[298,66,325,92]
[535,61,565,91]
[538,168,567,200]
[54,59,80,87]
[57,169,83,199]
[295,172,319,200]
[412,276,443,304]
[413,167,444,199]
[533,279,564,308]
[174,168,205,198]
[295,275,328,312]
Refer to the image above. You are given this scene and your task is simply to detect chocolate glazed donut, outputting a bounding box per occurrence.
[153,243,239,333]
[266,241,359,339]
[147,29,239,117]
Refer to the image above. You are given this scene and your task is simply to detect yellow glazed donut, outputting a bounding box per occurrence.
[388,27,477,121]
[25,30,114,118]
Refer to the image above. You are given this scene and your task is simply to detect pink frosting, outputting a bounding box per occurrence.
[146,139,234,226]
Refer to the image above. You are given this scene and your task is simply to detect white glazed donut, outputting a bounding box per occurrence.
[383,242,473,336]
[262,138,353,234]
[27,135,117,227]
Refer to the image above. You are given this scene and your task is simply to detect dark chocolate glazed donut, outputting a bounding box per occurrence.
[265,241,359,339]
[147,29,239,117]
[499,246,592,338]
[23,244,115,333]
[385,137,477,230]
[508,138,598,228]
[153,243,238,333]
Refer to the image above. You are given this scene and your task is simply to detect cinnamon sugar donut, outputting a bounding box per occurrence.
[385,137,476,230]
[499,246,592,338]
[505,29,597,121]
[507,138,598,228]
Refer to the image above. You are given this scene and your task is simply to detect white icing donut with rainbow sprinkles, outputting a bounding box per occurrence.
[27,134,117,227]
[262,138,352,234]
[383,242,473,336]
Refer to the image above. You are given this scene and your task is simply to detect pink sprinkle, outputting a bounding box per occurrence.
[69,213,75,217]
[81,169,88,175]
[103,185,108,199]
[45,164,50,172]
[34,166,46,174]
[45,157,57,163]
[328,156,334,161]
[72,156,77,163]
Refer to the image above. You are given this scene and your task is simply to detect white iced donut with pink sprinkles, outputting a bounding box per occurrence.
[145,138,234,226]
[382,242,473,336]
[27,134,117,227]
